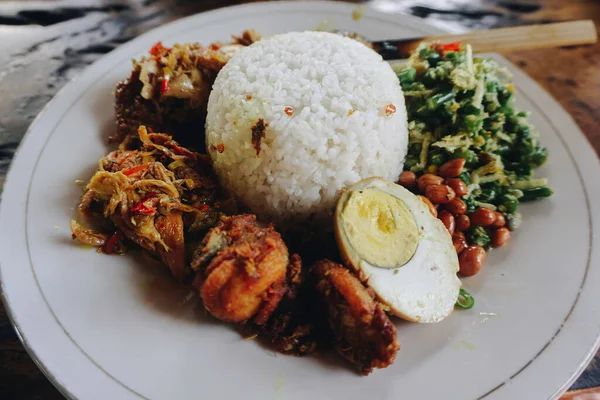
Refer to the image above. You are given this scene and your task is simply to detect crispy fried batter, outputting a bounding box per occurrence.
[313,260,400,375]
[192,215,291,324]
[254,253,302,326]
[257,254,325,355]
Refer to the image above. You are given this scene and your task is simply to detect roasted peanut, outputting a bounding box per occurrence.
[445,197,467,215]
[492,212,506,228]
[459,246,487,277]
[470,207,497,226]
[452,231,467,254]
[446,178,468,197]
[492,227,511,247]
[439,210,455,235]
[417,173,444,193]
[417,195,437,217]
[456,214,471,231]
[426,184,456,204]
[439,158,466,178]
[398,171,417,190]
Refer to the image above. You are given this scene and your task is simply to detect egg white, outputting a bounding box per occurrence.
[335,177,461,323]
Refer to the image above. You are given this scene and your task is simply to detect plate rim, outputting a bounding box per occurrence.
[1,1,599,399]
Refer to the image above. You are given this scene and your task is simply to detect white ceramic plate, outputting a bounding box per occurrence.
[1,2,599,399]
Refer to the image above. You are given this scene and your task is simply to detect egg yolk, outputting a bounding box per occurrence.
[340,188,419,269]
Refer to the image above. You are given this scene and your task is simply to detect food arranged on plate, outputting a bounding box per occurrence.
[70,30,551,374]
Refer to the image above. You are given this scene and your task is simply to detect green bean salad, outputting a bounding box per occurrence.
[398,42,552,251]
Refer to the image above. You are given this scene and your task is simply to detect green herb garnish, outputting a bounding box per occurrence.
[455,288,475,310]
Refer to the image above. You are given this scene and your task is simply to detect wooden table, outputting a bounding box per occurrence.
[504,1,600,156]
[0,1,598,398]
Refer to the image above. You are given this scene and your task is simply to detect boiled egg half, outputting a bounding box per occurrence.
[335,177,461,323]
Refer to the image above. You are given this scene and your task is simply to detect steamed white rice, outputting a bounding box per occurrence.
[206,31,408,221]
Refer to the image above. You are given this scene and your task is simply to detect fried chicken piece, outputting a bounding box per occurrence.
[253,253,301,326]
[313,260,400,375]
[257,254,325,355]
[155,212,187,281]
[191,214,291,324]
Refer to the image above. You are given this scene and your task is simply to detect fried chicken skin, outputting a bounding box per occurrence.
[255,253,325,355]
[313,260,400,375]
[191,214,292,324]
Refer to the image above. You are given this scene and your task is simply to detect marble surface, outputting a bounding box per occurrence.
[0,1,598,399]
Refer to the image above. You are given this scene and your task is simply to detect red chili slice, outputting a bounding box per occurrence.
[442,41,461,54]
[149,41,164,56]
[130,192,158,215]
[105,230,123,254]
[118,150,138,166]
[130,204,155,215]
[170,143,196,159]
[385,104,396,115]
[122,164,149,176]
[160,77,169,95]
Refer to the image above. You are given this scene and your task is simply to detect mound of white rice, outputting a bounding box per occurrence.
[206,31,408,221]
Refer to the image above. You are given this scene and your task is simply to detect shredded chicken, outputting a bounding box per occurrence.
[114,30,260,147]
[70,220,108,246]
[72,127,234,281]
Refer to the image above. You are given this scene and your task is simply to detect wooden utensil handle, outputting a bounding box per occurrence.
[424,20,597,54]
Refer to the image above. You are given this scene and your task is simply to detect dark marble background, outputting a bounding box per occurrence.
[0,1,598,399]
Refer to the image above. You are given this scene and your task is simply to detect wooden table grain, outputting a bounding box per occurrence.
[505,0,600,157]
[0,1,598,399]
